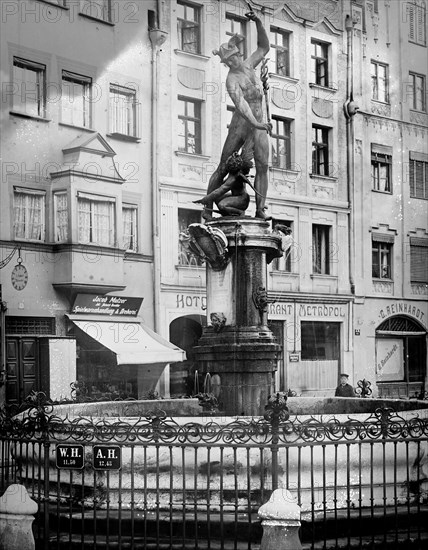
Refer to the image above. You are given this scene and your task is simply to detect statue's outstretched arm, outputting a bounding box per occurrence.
[245,12,269,68]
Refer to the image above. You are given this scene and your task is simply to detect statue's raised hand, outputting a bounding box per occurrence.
[245,11,259,22]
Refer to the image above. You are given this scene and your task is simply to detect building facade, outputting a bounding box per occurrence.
[1,0,426,405]
[0,0,184,407]
[156,0,427,398]
[351,0,428,398]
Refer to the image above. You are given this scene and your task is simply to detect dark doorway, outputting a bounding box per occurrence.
[169,316,204,397]
[5,337,40,405]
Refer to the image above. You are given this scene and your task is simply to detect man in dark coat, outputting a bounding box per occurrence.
[335,374,356,397]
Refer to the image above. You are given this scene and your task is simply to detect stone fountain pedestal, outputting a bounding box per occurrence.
[193,218,282,416]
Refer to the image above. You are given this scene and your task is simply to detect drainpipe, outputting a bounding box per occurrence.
[343,14,359,296]
[149,5,167,335]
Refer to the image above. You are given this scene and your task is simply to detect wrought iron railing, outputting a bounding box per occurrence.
[1,391,427,549]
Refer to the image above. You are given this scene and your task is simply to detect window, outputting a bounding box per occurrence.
[312,225,330,275]
[77,193,115,247]
[178,209,203,266]
[122,205,138,252]
[178,97,201,154]
[408,0,426,45]
[54,192,68,242]
[371,61,389,103]
[271,117,291,169]
[372,238,393,279]
[81,0,112,23]
[109,84,139,138]
[410,238,428,283]
[312,125,330,176]
[409,152,428,199]
[13,188,45,241]
[409,73,426,111]
[270,28,290,76]
[310,40,328,87]
[226,14,247,57]
[61,71,92,127]
[301,322,340,361]
[371,145,392,192]
[272,220,292,272]
[12,57,46,117]
[177,1,201,54]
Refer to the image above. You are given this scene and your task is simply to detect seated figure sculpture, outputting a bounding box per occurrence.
[194,153,252,217]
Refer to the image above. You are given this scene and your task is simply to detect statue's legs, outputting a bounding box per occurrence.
[253,129,270,220]
[204,125,246,220]
[241,129,270,219]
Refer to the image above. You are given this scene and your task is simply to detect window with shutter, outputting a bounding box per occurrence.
[408,0,426,45]
[410,239,428,283]
[409,153,428,199]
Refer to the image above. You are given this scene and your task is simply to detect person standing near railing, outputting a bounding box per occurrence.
[335,373,356,397]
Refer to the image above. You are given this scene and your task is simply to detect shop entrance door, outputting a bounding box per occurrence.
[376,315,427,399]
[5,337,40,405]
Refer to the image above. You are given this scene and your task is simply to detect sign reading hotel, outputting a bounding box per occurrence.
[72,294,143,316]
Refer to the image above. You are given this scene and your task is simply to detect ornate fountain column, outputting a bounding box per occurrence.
[191,218,282,416]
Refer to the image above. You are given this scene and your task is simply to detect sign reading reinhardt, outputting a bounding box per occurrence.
[93,445,121,470]
[56,444,84,469]
[72,294,143,316]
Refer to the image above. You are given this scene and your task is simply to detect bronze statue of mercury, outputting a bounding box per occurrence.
[199,10,272,221]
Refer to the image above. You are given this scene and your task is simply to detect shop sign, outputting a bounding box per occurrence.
[268,303,346,317]
[56,445,84,469]
[93,445,121,470]
[176,293,207,310]
[376,339,404,381]
[378,302,425,324]
[71,294,143,316]
[289,353,299,362]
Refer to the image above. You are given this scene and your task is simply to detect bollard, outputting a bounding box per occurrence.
[0,484,38,550]
[258,488,302,550]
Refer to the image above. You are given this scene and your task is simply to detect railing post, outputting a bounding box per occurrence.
[263,392,289,491]
[258,488,302,550]
[0,484,38,550]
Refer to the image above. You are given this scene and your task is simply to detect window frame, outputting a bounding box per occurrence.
[13,187,46,242]
[80,0,112,24]
[409,153,428,199]
[177,96,202,155]
[178,208,203,267]
[53,191,69,243]
[271,116,292,170]
[310,40,329,87]
[301,321,340,361]
[272,220,293,272]
[372,240,393,280]
[408,0,427,46]
[371,150,392,193]
[61,70,92,128]
[177,1,201,54]
[410,239,428,283]
[109,83,139,138]
[77,192,116,247]
[312,125,330,176]
[371,60,389,103]
[312,224,331,275]
[409,72,426,111]
[122,204,138,252]
[270,27,290,77]
[12,57,46,118]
